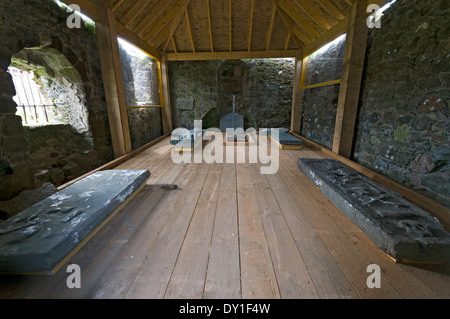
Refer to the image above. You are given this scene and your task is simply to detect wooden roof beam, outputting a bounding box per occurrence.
[284,32,291,50]
[275,6,309,47]
[133,0,174,37]
[160,0,192,52]
[206,0,214,52]
[266,4,277,51]
[276,0,321,40]
[272,1,302,49]
[247,0,255,51]
[112,0,124,11]
[229,0,232,52]
[316,0,345,20]
[293,0,332,31]
[185,8,196,53]
[122,0,151,27]
[144,0,185,42]
[166,50,297,61]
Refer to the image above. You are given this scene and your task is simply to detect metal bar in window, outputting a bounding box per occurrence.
[43,104,49,122]
[33,105,38,123]
[22,105,28,124]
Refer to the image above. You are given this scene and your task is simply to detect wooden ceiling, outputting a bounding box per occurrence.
[98,0,365,59]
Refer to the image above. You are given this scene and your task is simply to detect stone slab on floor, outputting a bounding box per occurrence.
[0,169,150,274]
[297,158,450,263]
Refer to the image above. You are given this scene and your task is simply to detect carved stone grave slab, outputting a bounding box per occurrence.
[297,158,450,263]
[0,169,150,274]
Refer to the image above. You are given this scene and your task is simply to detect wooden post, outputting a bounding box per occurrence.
[332,0,368,158]
[96,6,132,157]
[290,50,304,134]
[160,55,173,134]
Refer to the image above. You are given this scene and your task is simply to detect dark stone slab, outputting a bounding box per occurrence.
[0,169,150,273]
[297,158,450,263]
[170,129,204,148]
[267,128,303,145]
[220,113,244,132]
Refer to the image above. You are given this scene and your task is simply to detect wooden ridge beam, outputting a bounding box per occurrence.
[166,50,297,61]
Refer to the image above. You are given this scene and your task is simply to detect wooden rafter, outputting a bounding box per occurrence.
[133,0,174,37]
[229,0,232,52]
[122,0,150,27]
[185,8,195,53]
[293,0,332,31]
[248,0,255,51]
[275,5,309,47]
[206,0,214,52]
[266,4,277,51]
[273,1,301,48]
[144,0,185,42]
[160,0,191,52]
[171,37,178,53]
[112,0,124,11]
[277,0,321,40]
[284,32,291,50]
[317,0,345,21]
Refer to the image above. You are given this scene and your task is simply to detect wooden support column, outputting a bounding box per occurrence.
[160,55,173,134]
[332,0,368,158]
[290,50,304,134]
[96,6,132,158]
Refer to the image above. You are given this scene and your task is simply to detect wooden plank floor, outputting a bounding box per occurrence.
[0,137,449,299]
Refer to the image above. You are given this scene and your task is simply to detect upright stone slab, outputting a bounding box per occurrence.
[297,158,450,263]
[0,169,150,274]
[220,113,244,132]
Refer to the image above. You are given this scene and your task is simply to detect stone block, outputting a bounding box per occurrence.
[0,169,150,273]
[2,136,28,153]
[297,158,450,263]
[176,97,194,110]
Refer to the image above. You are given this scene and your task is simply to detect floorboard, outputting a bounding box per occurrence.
[0,137,448,299]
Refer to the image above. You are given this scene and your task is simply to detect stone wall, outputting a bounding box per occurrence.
[0,0,113,200]
[118,43,164,149]
[127,108,163,150]
[24,124,100,187]
[168,59,294,130]
[353,0,450,208]
[300,35,346,149]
